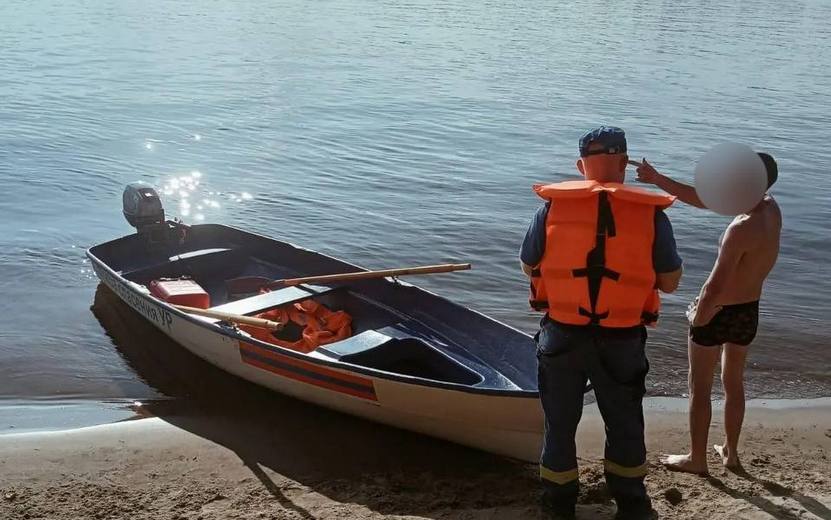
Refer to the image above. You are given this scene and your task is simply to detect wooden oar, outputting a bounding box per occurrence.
[172,304,284,330]
[226,263,472,295]
[271,263,471,288]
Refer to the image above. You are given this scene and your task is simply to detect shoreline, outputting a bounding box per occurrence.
[1,398,828,519]
[2,395,830,435]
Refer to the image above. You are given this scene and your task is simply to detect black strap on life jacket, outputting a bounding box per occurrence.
[572,192,620,325]
[641,310,659,324]
[530,298,549,311]
[529,267,549,310]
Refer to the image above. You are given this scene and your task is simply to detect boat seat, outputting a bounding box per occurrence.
[316,330,395,359]
[318,329,483,385]
[209,284,337,316]
[121,248,240,279]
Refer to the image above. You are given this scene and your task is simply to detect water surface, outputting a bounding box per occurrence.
[1,0,829,405]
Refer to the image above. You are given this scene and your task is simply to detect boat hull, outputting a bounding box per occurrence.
[91,259,544,462]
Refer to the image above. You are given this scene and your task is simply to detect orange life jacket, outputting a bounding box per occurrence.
[239,297,352,353]
[529,180,675,328]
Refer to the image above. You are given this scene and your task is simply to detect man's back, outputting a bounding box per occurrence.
[528,127,671,519]
[717,195,781,305]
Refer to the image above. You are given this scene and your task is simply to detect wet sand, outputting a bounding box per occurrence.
[1,399,828,520]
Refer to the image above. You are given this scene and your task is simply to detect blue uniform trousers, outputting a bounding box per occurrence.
[536,318,652,515]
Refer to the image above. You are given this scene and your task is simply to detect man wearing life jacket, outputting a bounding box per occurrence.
[520,127,683,520]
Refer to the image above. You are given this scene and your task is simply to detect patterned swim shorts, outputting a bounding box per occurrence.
[689,301,759,347]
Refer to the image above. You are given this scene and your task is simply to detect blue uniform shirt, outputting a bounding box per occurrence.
[520,203,682,273]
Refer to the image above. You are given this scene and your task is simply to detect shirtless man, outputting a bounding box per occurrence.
[635,153,781,474]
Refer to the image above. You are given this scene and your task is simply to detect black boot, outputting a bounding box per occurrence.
[541,489,576,520]
[614,501,656,520]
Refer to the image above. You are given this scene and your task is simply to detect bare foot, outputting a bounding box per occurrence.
[661,453,708,475]
[714,444,741,469]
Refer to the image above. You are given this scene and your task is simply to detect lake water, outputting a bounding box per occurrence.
[1,0,830,409]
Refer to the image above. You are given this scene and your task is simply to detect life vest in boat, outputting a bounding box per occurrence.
[239,297,352,353]
[529,180,675,328]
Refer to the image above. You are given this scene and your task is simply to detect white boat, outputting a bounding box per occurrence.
[87,183,543,461]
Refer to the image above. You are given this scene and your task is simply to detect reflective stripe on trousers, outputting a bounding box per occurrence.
[540,465,579,485]
[604,459,648,479]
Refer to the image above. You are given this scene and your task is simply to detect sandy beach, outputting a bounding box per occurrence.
[1,397,828,520]
[3,287,828,519]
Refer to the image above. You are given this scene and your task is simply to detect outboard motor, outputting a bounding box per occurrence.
[122,181,182,247]
[123,181,164,229]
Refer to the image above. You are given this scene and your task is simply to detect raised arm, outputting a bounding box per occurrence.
[633,158,707,209]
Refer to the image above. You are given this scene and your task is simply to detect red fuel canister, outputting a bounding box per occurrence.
[148,278,210,309]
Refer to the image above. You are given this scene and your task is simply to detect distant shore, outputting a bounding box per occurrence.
[1,397,828,519]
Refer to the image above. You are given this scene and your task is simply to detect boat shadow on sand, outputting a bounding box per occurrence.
[91,284,555,518]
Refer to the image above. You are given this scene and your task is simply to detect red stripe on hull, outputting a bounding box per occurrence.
[239,341,378,401]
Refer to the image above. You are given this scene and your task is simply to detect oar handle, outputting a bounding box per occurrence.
[173,305,284,331]
[267,263,472,288]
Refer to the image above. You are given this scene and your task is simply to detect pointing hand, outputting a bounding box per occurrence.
[636,158,660,185]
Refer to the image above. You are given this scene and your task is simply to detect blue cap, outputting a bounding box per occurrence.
[579,126,627,157]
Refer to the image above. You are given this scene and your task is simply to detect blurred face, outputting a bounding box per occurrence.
[576,143,628,183]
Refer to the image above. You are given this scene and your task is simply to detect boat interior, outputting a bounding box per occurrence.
[89,224,537,392]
